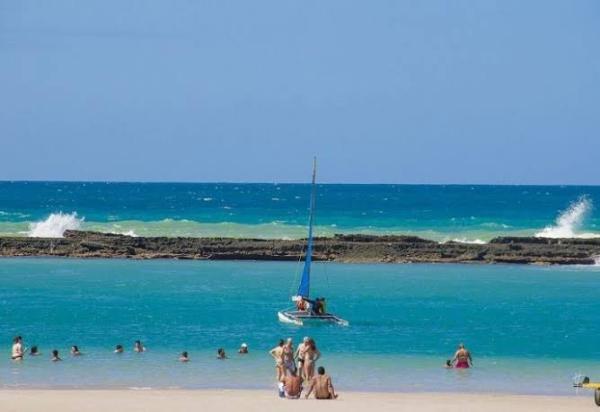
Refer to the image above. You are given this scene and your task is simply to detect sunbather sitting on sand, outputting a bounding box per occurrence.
[305,366,338,400]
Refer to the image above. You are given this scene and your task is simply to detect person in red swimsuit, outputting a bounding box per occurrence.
[452,343,473,368]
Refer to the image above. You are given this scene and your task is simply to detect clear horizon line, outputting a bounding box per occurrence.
[1,179,600,187]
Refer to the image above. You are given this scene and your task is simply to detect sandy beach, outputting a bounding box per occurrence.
[0,390,592,412]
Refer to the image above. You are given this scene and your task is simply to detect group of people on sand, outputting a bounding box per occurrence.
[295,297,328,315]
[445,343,473,369]
[11,336,250,364]
[269,336,337,400]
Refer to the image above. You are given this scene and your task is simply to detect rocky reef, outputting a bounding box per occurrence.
[1,230,600,265]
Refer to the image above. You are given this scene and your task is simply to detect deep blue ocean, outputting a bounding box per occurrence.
[1,183,600,394]
[1,182,600,241]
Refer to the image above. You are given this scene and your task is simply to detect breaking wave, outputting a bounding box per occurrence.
[535,197,600,239]
[449,238,486,245]
[28,212,84,238]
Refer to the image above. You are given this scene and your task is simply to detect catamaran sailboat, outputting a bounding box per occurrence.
[277,158,349,326]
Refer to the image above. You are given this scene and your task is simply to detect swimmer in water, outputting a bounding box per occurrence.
[444,359,453,368]
[114,344,124,354]
[452,343,473,368]
[51,349,62,362]
[179,351,189,362]
[134,340,146,353]
[29,346,40,356]
[238,343,249,354]
[217,348,227,359]
[71,345,82,356]
[11,336,24,361]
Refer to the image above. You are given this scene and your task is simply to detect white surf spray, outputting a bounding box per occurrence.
[28,212,84,237]
[450,238,487,245]
[535,197,600,239]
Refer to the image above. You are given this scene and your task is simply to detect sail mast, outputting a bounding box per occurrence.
[297,157,316,298]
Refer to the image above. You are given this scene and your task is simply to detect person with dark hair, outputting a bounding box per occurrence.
[71,345,82,356]
[305,366,338,399]
[217,348,227,359]
[444,359,453,368]
[114,344,124,354]
[11,336,24,360]
[29,346,40,356]
[134,340,146,353]
[179,351,189,362]
[281,368,303,399]
[269,339,285,381]
[51,349,62,362]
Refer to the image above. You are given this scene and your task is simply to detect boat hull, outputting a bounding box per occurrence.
[277,310,349,326]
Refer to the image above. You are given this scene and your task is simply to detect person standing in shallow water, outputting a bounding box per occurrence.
[179,351,189,362]
[303,338,320,381]
[452,343,473,368]
[269,339,285,381]
[282,338,296,376]
[217,348,227,359]
[11,336,24,360]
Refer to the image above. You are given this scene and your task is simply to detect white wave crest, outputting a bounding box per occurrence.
[535,197,600,239]
[28,212,84,238]
[450,238,486,245]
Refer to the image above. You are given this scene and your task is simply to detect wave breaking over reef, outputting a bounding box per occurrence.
[535,197,600,239]
[27,212,83,238]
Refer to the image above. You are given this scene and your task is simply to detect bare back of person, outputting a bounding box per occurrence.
[313,374,334,399]
[283,375,303,398]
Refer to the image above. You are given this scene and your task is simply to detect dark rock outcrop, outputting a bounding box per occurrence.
[1,230,599,265]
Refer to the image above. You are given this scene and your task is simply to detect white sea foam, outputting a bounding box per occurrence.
[28,212,83,237]
[450,238,487,245]
[535,197,600,239]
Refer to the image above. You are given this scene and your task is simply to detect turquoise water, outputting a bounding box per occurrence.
[1,258,599,394]
[1,182,600,241]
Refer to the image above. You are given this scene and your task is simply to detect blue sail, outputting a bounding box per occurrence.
[297,158,316,298]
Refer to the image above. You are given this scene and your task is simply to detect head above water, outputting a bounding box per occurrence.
[182,351,188,357]
[458,343,465,350]
[30,346,38,354]
[52,349,59,357]
[72,345,79,351]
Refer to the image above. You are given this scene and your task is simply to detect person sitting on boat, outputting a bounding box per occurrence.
[452,343,473,368]
[320,297,327,314]
[296,297,308,312]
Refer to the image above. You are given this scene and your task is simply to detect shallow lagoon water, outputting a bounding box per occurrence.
[1,258,599,394]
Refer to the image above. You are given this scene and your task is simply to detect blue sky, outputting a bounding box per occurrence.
[1,1,599,184]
